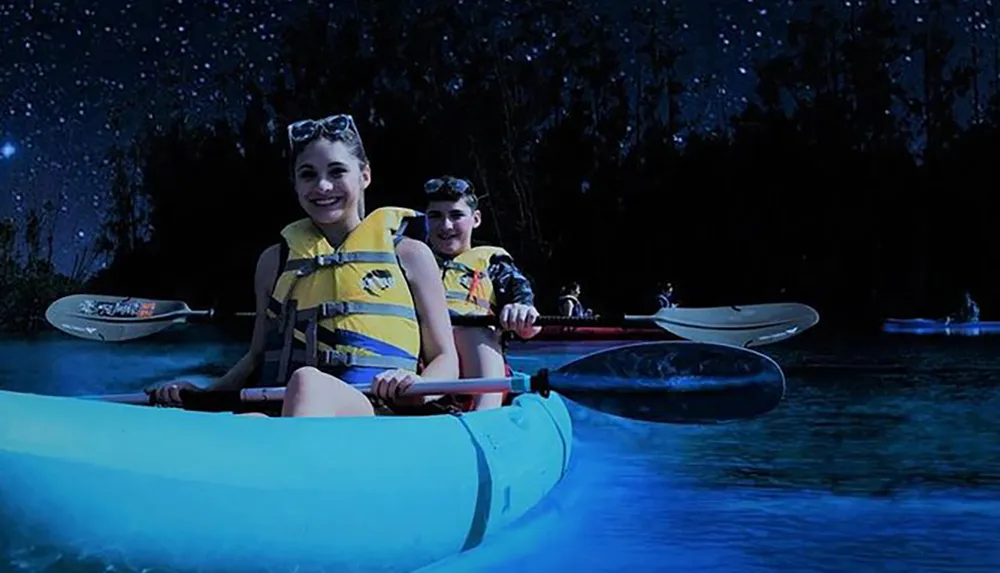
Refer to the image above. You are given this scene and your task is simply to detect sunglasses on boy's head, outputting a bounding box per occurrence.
[287,114,360,149]
[424,178,472,195]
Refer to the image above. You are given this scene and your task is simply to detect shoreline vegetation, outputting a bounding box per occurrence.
[0,214,93,335]
[5,0,1000,334]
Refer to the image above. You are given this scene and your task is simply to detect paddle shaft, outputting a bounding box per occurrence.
[197,309,810,334]
[149,309,255,324]
[75,341,787,423]
[453,314,657,328]
[47,294,817,349]
[165,310,655,329]
[84,376,541,410]
[456,311,813,347]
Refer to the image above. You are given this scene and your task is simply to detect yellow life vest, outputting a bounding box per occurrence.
[439,245,511,316]
[260,207,425,387]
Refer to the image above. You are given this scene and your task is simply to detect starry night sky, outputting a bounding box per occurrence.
[1,0,995,274]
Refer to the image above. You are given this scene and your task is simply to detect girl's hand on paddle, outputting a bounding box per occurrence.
[500,303,542,339]
[145,380,201,408]
[371,369,421,402]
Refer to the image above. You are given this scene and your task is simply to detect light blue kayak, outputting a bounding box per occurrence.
[882,318,1000,336]
[0,389,572,572]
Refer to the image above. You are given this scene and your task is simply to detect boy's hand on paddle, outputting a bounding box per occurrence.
[145,380,202,408]
[371,369,421,402]
[500,303,542,339]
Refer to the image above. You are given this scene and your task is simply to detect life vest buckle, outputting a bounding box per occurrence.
[318,349,356,367]
[318,301,351,317]
[315,253,346,267]
[295,254,346,277]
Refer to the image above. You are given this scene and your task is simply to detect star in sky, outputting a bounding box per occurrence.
[0,0,992,274]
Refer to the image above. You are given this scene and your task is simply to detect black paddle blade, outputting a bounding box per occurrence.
[547,341,786,424]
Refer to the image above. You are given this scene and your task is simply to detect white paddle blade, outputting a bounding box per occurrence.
[44,294,192,342]
[652,303,820,347]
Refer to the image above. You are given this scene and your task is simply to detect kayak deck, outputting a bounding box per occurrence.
[0,390,572,572]
[882,319,1000,336]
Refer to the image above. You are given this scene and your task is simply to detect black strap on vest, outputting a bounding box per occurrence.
[273,239,290,293]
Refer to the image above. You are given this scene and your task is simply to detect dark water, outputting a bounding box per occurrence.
[1,328,998,572]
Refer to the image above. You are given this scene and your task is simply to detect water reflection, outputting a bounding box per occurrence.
[1,333,999,572]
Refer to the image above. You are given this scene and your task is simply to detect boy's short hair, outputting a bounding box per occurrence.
[424,176,479,210]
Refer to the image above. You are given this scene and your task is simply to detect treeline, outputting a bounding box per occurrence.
[64,0,1000,329]
[0,208,93,333]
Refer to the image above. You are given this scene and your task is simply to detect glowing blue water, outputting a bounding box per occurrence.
[2,329,999,572]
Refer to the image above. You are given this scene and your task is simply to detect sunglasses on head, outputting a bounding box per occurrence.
[287,114,359,149]
[424,177,473,195]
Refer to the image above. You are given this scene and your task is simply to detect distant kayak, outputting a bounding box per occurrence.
[0,389,572,572]
[882,318,1000,336]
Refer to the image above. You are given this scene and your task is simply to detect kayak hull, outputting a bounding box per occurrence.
[882,318,1000,336]
[0,389,572,572]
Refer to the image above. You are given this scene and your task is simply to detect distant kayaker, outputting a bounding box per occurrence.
[148,113,459,416]
[424,175,541,411]
[657,282,678,309]
[558,282,590,317]
[946,290,981,324]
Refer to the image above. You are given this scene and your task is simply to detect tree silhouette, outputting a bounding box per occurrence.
[22,0,994,335]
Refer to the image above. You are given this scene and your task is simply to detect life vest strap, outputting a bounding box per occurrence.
[446,291,490,309]
[263,349,417,372]
[441,259,479,274]
[304,311,320,367]
[276,298,299,384]
[287,251,400,277]
[296,300,418,320]
[269,297,418,321]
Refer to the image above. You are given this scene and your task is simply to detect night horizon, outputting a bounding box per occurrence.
[1,0,998,331]
[2,0,998,330]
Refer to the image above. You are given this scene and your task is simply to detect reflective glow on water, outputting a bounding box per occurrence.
[2,330,999,572]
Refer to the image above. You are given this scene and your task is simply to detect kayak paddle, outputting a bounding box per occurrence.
[45,294,255,342]
[456,302,820,347]
[82,341,786,424]
[47,294,819,347]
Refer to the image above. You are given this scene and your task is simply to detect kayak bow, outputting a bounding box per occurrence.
[0,390,572,572]
[0,341,785,572]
